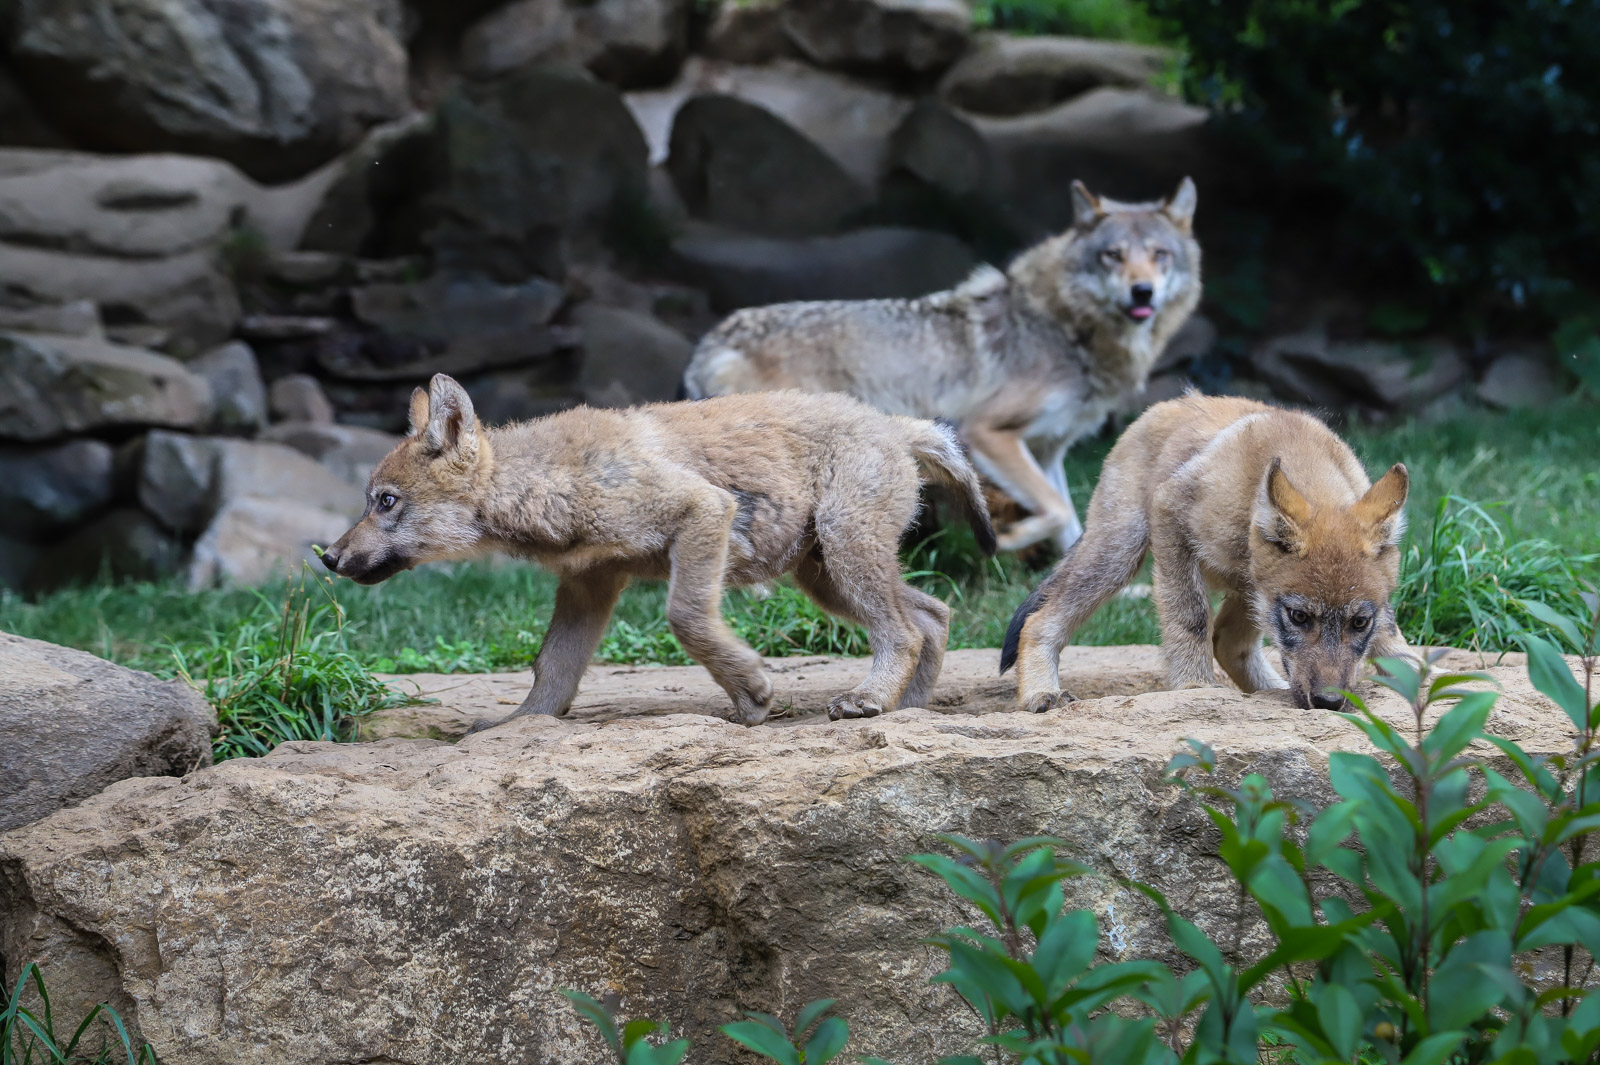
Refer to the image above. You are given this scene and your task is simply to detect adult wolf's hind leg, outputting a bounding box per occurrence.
[965,425,1080,553]
[1213,592,1287,693]
[668,492,774,724]
[466,568,628,734]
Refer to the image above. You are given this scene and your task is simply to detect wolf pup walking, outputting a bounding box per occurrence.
[682,178,1202,554]
[1002,393,1413,713]
[322,375,995,729]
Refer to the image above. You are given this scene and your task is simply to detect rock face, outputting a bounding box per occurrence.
[0,648,1567,1065]
[939,34,1170,116]
[779,0,972,77]
[572,302,694,404]
[0,439,115,537]
[1477,351,1570,410]
[460,0,692,88]
[667,94,870,237]
[1251,331,1468,415]
[188,341,268,434]
[4,0,410,182]
[0,332,212,441]
[0,632,214,834]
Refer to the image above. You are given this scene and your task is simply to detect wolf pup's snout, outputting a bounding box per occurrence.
[320,545,342,573]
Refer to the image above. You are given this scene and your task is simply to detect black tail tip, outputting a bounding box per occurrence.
[972,511,998,557]
[999,581,1047,674]
[673,378,690,401]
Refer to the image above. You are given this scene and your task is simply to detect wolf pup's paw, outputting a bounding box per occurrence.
[731,675,775,726]
[827,694,884,720]
[1023,689,1076,714]
[464,717,501,736]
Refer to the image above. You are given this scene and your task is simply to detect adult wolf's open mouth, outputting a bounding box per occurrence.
[1126,305,1154,321]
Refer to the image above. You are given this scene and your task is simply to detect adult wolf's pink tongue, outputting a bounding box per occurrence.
[1129,305,1154,320]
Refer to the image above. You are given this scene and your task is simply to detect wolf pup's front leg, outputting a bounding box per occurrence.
[465,570,628,735]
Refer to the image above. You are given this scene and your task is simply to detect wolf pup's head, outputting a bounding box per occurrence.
[1250,459,1410,712]
[322,374,491,585]
[1057,177,1200,331]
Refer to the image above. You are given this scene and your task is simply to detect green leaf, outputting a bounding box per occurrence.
[1316,984,1360,1062]
[721,1020,802,1065]
[1421,690,1496,762]
[1400,1032,1472,1065]
[794,999,836,1040]
[908,855,1002,926]
[1524,633,1589,730]
[560,989,623,1057]
[804,1016,850,1065]
[623,1018,663,1050]
[1519,598,1588,653]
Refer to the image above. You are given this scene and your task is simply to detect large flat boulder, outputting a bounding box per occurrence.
[0,332,212,442]
[4,0,410,183]
[0,646,1566,1064]
[779,0,972,77]
[460,0,692,88]
[939,33,1171,116]
[0,632,214,834]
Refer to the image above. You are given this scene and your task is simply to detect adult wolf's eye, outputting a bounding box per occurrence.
[1100,248,1124,264]
[1153,248,1172,264]
[1351,615,1371,631]
[379,493,397,511]
[1288,608,1310,626]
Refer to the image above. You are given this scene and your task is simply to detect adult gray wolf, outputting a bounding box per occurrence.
[321,374,996,729]
[1002,393,1414,713]
[682,177,1201,554]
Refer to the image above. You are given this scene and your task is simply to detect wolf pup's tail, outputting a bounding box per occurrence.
[904,419,998,556]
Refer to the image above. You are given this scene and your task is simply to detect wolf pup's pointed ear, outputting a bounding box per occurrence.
[424,374,480,465]
[408,387,430,436]
[1352,463,1409,554]
[1162,177,1198,234]
[1256,457,1310,555]
[1070,180,1105,230]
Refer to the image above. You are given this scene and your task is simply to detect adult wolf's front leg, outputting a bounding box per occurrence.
[466,569,628,734]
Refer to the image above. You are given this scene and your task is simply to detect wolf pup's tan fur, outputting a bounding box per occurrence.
[682,178,1202,555]
[1001,393,1413,712]
[322,374,996,730]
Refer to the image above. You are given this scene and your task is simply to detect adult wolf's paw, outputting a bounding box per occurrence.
[827,694,884,720]
[1022,689,1076,714]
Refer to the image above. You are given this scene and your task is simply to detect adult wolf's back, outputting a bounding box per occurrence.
[683,177,1202,555]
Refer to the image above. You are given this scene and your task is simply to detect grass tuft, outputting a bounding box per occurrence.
[3,962,155,1065]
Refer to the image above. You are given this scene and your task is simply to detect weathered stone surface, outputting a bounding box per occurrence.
[139,433,360,537]
[0,647,1566,1065]
[667,94,870,237]
[0,332,212,442]
[1477,351,1571,410]
[137,431,220,535]
[26,507,187,592]
[887,96,990,197]
[628,57,912,186]
[426,65,650,280]
[701,0,797,64]
[0,439,115,537]
[1251,331,1468,414]
[268,374,337,425]
[573,303,693,405]
[1154,311,1216,374]
[779,0,972,77]
[940,33,1170,116]
[296,115,434,258]
[4,0,410,183]
[673,224,976,310]
[188,341,268,434]
[0,633,214,834]
[461,0,691,88]
[186,494,356,588]
[0,300,101,337]
[259,422,401,486]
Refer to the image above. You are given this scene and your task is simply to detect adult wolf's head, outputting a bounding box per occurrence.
[321,374,492,585]
[1249,459,1410,712]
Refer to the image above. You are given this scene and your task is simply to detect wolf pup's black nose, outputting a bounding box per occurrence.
[1311,691,1347,711]
[320,546,342,573]
[1130,282,1155,306]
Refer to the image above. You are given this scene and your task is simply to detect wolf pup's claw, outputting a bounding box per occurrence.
[827,695,884,720]
[1024,690,1076,714]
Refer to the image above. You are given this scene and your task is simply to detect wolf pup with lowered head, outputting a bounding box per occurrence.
[682,177,1201,555]
[322,374,996,729]
[1002,393,1414,713]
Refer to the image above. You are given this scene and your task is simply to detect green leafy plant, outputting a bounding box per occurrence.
[558,991,688,1065]
[173,570,427,760]
[722,1000,852,1065]
[2,964,155,1065]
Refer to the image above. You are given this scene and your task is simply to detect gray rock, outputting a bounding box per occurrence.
[139,433,362,538]
[269,374,337,425]
[5,0,410,183]
[702,0,797,63]
[189,341,268,434]
[1154,312,1216,374]
[888,97,990,198]
[427,65,650,280]
[939,33,1171,116]
[780,0,971,77]
[461,0,691,88]
[673,224,977,310]
[260,422,402,486]
[297,115,434,258]
[187,494,358,589]
[573,303,693,405]
[1477,352,1571,410]
[137,431,220,535]
[0,299,101,337]
[667,94,869,237]
[0,439,115,537]
[26,507,187,592]
[1251,330,1468,413]
[0,632,214,834]
[0,332,212,442]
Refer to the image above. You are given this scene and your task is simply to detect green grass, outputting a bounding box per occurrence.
[0,402,1596,759]
[3,963,154,1065]
[972,0,1175,45]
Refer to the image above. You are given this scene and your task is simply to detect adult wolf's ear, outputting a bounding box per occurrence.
[408,387,430,436]
[1070,180,1105,230]
[1255,457,1310,555]
[424,374,480,465]
[1162,177,1198,234]
[1352,463,1409,554]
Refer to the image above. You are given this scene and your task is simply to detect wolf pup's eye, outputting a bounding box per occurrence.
[1288,608,1311,626]
[378,493,397,511]
[1350,615,1371,631]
